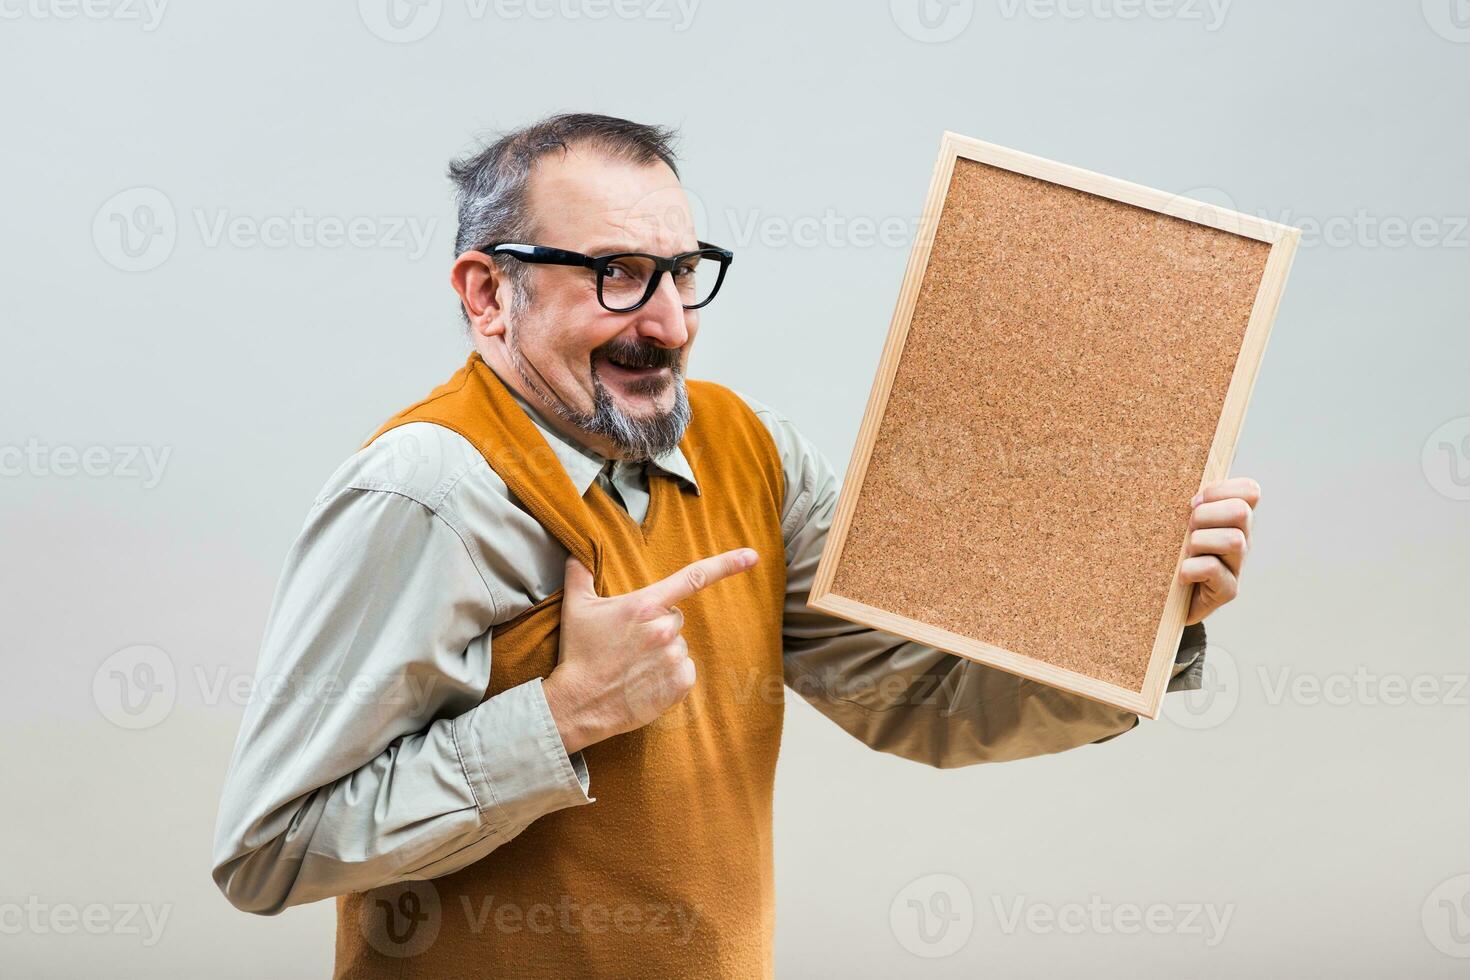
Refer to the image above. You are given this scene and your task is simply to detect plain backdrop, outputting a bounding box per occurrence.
[2,0,1468,976]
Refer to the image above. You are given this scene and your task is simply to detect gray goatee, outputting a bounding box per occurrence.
[507,332,691,462]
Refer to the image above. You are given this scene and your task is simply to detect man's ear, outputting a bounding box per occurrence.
[450,251,512,338]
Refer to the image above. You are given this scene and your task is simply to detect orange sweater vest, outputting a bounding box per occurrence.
[333,353,788,979]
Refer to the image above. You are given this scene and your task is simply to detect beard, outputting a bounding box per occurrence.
[505,326,692,463]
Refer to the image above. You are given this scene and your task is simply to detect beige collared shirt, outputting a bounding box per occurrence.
[210,374,1206,915]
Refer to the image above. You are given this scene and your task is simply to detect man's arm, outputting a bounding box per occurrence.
[737,394,1207,768]
[211,433,591,914]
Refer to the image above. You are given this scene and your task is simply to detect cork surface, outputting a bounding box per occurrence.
[829,158,1272,691]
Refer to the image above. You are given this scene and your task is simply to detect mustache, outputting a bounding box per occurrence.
[592,338,682,372]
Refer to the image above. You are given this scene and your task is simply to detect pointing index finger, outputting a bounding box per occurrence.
[640,548,759,611]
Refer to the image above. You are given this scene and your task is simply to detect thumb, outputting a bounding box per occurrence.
[562,555,599,603]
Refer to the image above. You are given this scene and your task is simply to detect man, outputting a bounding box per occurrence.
[211,113,1259,978]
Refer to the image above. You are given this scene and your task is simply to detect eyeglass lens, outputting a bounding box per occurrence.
[598,253,720,311]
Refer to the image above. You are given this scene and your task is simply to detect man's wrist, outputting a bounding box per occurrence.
[542,669,597,756]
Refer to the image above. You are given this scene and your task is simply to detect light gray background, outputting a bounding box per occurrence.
[3,0,1468,976]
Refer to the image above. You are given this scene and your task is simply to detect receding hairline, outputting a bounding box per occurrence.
[446,113,682,251]
[511,141,687,249]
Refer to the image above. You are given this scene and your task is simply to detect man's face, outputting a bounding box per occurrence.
[493,146,702,460]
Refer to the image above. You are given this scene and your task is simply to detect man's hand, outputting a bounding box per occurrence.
[541,548,760,755]
[1180,477,1261,625]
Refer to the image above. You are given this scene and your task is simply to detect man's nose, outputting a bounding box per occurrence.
[634,272,690,348]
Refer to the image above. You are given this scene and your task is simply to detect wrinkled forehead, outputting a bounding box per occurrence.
[523,144,697,256]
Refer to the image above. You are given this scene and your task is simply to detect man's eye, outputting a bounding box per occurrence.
[673,264,697,280]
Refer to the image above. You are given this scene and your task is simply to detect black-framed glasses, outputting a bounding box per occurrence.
[483,241,733,313]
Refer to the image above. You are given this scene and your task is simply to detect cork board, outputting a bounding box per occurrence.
[809,133,1300,719]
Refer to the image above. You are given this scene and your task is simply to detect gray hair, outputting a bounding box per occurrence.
[446,113,681,323]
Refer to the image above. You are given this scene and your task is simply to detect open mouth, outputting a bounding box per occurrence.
[593,347,676,392]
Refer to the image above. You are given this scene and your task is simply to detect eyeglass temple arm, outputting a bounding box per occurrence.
[485,244,597,268]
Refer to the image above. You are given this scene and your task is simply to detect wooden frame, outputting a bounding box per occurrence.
[808,132,1301,719]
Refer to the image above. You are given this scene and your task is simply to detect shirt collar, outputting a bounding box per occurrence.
[501,383,700,497]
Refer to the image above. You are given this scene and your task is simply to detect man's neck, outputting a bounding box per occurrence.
[476,341,622,461]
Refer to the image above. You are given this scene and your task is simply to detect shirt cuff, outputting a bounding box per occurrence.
[453,677,594,832]
[1166,622,1208,693]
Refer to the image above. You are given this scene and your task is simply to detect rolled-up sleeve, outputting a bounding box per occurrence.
[211,474,591,915]
[737,392,1209,769]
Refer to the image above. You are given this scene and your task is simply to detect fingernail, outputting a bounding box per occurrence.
[1190,492,1202,507]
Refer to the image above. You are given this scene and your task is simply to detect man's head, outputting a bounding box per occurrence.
[448,113,707,462]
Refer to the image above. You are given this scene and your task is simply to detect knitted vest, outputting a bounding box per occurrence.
[333,353,788,979]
